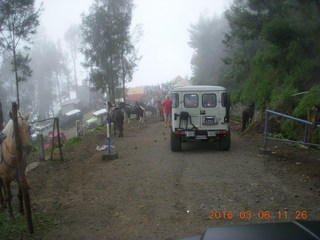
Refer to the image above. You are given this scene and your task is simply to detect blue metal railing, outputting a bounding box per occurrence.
[264,110,320,147]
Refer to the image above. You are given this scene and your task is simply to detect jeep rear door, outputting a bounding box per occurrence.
[181,93,201,129]
[200,92,222,129]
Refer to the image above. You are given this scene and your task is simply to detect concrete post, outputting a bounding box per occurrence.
[76,120,81,137]
[99,115,103,126]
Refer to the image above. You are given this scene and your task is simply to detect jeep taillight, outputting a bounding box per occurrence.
[175,130,183,135]
[217,130,228,134]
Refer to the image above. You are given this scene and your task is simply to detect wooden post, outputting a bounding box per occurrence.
[12,102,34,234]
[56,118,63,161]
[37,134,45,161]
[50,118,56,161]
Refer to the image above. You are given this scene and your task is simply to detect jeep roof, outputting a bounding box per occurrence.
[173,85,226,92]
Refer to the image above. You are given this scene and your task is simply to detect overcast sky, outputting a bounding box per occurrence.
[36,0,232,87]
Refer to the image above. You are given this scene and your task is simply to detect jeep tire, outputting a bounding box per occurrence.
[170,130,181,151]
[218,132,231,151]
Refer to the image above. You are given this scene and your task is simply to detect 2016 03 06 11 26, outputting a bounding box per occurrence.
[207,210,309,220]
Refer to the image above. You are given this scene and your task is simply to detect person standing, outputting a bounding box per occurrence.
[162,95,172,127]
[157,100,164,121]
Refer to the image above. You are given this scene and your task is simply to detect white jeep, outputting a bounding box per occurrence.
[170,85,231,151]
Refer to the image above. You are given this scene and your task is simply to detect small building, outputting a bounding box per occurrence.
[61,98,80,115]
[171,75,192,87]
[126,86,145,104]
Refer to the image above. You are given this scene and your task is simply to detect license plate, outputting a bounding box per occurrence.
[185,131,195,137]
[203,116,216,125]
[207,131,216,137]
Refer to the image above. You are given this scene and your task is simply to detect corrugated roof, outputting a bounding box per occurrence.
[61,98,80,106]
[93,109,107,116]
[65,109,81,116]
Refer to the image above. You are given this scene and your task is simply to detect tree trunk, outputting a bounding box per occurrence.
[122,52,126,102]
[0,100,3,131]
[67,75,71,99]
[110,84,115,104]
[56,72,62,106]
[13,48,20,108]
[72,56,78,88]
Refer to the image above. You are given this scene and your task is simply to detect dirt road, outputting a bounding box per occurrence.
[23,118,320,239]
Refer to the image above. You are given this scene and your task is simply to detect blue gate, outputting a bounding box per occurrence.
[264,110,320,147]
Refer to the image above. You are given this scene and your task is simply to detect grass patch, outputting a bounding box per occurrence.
[64,136,82,147]
[46,143,59,151]
[231,115,242,121]
[0,210,57,239]
[31,146,37,152]
[45,136,82,150]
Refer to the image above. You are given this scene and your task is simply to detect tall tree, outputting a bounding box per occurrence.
[119,24,141,102]
[223,0,320,109]
[81,0,138,103]
[64,24,80,88]
[188,15,229,85]
[0,0,42,108]
[0,53,17,118]
[30,32,71,119]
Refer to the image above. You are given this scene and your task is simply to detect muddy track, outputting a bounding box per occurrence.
[17,118,320,239]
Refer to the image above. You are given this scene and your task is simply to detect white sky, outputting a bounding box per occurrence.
[36,0,231,87]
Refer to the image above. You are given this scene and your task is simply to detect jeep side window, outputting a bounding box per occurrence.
[172,93,179,108]
[184,94,198,108]
[202,94,217,108]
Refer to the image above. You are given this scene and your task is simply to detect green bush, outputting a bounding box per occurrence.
[31,145,37,152]
[269,85,298,113]
[280,119,302,141]
[293,84,320,118]
[311,128,320,144]
[64,136,82,147]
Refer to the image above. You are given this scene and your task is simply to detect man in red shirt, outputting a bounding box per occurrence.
[162,95,172,127]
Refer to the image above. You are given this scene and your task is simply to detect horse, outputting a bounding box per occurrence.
[242,102,255,131]
[119,102,145,123]
[145,105,157,118]
[108,107,124,137]
[0,112,32,219]
[107,102,125,137]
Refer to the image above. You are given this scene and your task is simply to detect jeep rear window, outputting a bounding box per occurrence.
[202,94,217,108]
[172,93,179,108]
[184,94,198,108]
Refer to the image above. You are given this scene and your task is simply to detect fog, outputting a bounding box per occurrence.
[0,0,231,120]
[36,0,231,87]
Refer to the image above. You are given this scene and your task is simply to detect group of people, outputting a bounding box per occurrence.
[158,95,172,128]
